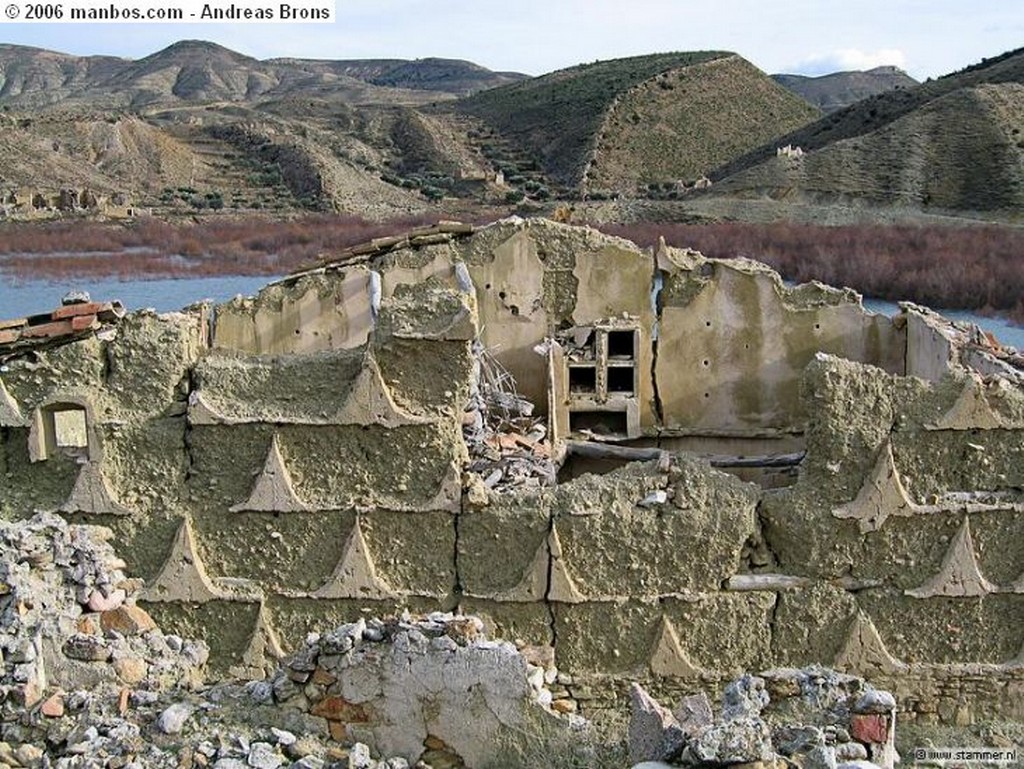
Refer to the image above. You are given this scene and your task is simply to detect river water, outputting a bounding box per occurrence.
[1,272,1022,350]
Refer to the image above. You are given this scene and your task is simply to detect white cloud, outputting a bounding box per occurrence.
[786,48,908,76]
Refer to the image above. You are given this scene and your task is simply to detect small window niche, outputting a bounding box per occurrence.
[30,401,94,462]
[569,409,629,438]
[607,365,635,394]
[54,408,88,450]
[568,365,598,394]
[607,329,636,360]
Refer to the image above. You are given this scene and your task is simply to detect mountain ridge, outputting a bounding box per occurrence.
[771,65,918,112]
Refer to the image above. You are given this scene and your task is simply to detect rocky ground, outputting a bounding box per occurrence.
[0,514,909,769]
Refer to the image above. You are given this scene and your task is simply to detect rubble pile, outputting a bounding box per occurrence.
[0,515,587,768]
[0,513,207,716]
[629,668,898,769]
[270,611,581,768]
[462,342,557,492]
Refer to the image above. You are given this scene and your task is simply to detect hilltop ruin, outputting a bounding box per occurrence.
[0,218,1022,747]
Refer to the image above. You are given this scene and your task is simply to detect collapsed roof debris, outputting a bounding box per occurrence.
[463,342,557,492]
[0,293,125,363]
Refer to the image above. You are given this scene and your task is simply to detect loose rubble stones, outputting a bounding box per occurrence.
[0,515,587,768]
[628,668,897,769]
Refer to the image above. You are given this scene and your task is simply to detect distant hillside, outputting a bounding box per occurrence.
[702,48,1024,214]
[772,66,918,112]
[0,44,127,104]
[0,41,522,108]
[708,82,1024,213]
[583,55,820,194]
[2,40,1021,222]
[269,56,526,95]
[455,51,736,188]
[711,47,1024,182]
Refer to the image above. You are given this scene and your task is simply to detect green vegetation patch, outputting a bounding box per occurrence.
[456,51,731,186]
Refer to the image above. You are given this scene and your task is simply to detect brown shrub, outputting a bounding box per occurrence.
[597,222,1024,319]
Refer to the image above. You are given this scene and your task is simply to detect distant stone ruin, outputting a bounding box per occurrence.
[0,186,135,219]
[1,218,1022,746]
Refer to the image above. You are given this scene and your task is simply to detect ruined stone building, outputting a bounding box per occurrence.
[1,218,1022,725]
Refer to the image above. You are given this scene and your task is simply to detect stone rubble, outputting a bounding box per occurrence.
[269,610,581,768]
[462,342,557,493]
[628,667,899,769]
[0,514,582,769]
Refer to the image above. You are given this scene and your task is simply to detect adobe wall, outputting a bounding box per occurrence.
[0,218,1022,729]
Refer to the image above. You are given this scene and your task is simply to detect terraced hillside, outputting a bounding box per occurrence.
[583,55,821,195]
[455,51,745,188]
[711,47,1024,184]
[709,83,1024,213]
[3,39,1021,221]
[772,66,918,112]
[0,104,434,219]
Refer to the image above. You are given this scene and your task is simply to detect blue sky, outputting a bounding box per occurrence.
[2,0,1022,79]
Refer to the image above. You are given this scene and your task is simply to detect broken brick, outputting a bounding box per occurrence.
[21,319,75,339]
[310,695,369,723]
[0,317,27,331]
[52,301,114,320]
[70,314,100,332]
[40,693,65,717]
[851,713,888,744]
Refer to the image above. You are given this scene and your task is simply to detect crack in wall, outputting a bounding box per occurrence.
[543,512,559,652]
[101,341,114,385]
[452,509,464,602]
[183,366,197,485]
[650,256,666,426]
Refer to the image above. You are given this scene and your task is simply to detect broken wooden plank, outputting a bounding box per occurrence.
[565,441,667,463]
[708,452,805,468]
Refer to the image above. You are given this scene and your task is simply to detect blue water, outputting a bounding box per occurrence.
[862,298,1024,351]
[1,273,1021,351]
[0,274,278,318]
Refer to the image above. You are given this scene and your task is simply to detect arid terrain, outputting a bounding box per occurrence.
[2,40,1021,226]
[2,35,1024,769]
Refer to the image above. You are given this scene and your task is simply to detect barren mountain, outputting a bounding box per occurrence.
[454,51,819,193]
[772,66,918,112]
[0,44,127,105]
[0,39,1019,221]
[0,40,525,109]
[704,48,1024,214]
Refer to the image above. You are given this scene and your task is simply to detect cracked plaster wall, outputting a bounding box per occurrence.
[0,219,1022,729]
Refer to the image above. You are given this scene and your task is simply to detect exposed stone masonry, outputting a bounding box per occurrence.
[0,218,1022,744]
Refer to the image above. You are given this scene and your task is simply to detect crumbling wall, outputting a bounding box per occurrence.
[759,354,1024,724]
[656,245,905,432]
[212,270,375,355]
[0,218,1022,733]
[456,220,659,432]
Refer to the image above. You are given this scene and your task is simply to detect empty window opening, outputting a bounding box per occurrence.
[607,330,635,359]
[569,366,597,393]
[53,408,88,449]
[569,410,628,437]
[607,366,635,394]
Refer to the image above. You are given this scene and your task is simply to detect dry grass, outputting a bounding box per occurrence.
[3,216,1021,325]
[0,214,449,279]
[597,221,1024,322]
